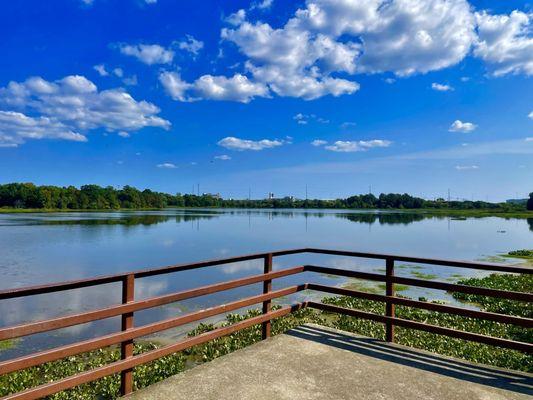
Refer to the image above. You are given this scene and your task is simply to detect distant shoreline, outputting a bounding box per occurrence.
[1,207,531,218]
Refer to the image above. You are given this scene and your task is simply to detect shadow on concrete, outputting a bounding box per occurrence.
[287,324,533,396]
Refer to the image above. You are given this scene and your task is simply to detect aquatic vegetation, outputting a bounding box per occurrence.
[507,249,533,258]
[452,274,533,318]
[0,339,19,352]
[410,271,438,280]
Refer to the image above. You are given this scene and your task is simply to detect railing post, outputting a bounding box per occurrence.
[120,273,135,396]
[385,258,395,342]
[261,253,273,340]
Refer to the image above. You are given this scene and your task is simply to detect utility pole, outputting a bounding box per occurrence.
[197,184,200,196]
[248,187,251,200]
[447,189,451,202]
[305,184,308,201]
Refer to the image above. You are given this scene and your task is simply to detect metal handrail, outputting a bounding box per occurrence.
[0,248,531,400]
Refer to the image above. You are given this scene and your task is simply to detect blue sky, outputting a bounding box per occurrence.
[0,0,531,201]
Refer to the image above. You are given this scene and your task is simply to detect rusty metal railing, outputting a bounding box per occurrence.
[0,248,531,399]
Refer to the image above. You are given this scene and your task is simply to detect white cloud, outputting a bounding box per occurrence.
[0,111,87,147]
[324,139,391,152]
[293,113,329,124]
[474,10,533,76]
[0,75,169,146]
[94,65,135,85]
[157,162,177,169]
[528,111,533,120]
[226,9,247,26]
[118,131,130,138]
[293,113,308,125]
[93,64,108,76]
[431,82,454,91]
[193,74,269,102]
[222,15,360,100]
[145,0,157,3]
[153,2,530,104]
[384,78,396,84]
[119,43,174,65]
[159,71,269,103]
[455,165,479,170]
[252,0,274,10]
[526,137,533,142]
[158,72,192,102]
[217,136,285,151]
[449,120,477,132]
[214,154,232,160]
[311,139,327,146]
[290,0,476,76]
[177,35,204,56]
[218,0,480,101]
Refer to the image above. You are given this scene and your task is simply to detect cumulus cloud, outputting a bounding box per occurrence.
[449,120,477,132]
[226,9,247,26]
[0,75,170,146]
[177,35,204,56]
[311,139,328,146]
[431,83,454,91]
[474,10,533,76]
[157,162,177,168]
[159,2,530,104]
[214,154,232,160]
[221,11,361,99]
[214,0,484,101]
[455,165,479,170]
[324,139,391,152]
[0,111,87,147]
[529,111,533,120]
[159,71,269,103]
[119,43,174,65]
[217,136,285,151]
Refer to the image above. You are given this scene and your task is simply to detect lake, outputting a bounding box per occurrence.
[1,209,532,359]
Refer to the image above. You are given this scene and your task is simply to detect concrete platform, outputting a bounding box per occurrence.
[126,324,532,400]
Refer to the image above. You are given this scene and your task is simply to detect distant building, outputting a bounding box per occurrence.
[203,193,221,199]
[268,192,275,200]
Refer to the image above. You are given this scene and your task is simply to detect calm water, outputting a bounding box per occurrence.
[1,209,532,359]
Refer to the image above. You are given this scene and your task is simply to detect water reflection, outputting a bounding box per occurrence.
[337,212,427,225]
[1,209,532,359]
[2,213,217,227]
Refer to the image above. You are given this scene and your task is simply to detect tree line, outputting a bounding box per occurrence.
[0,183,528,211]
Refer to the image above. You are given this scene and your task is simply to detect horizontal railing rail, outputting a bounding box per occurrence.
[0,248,531,400]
